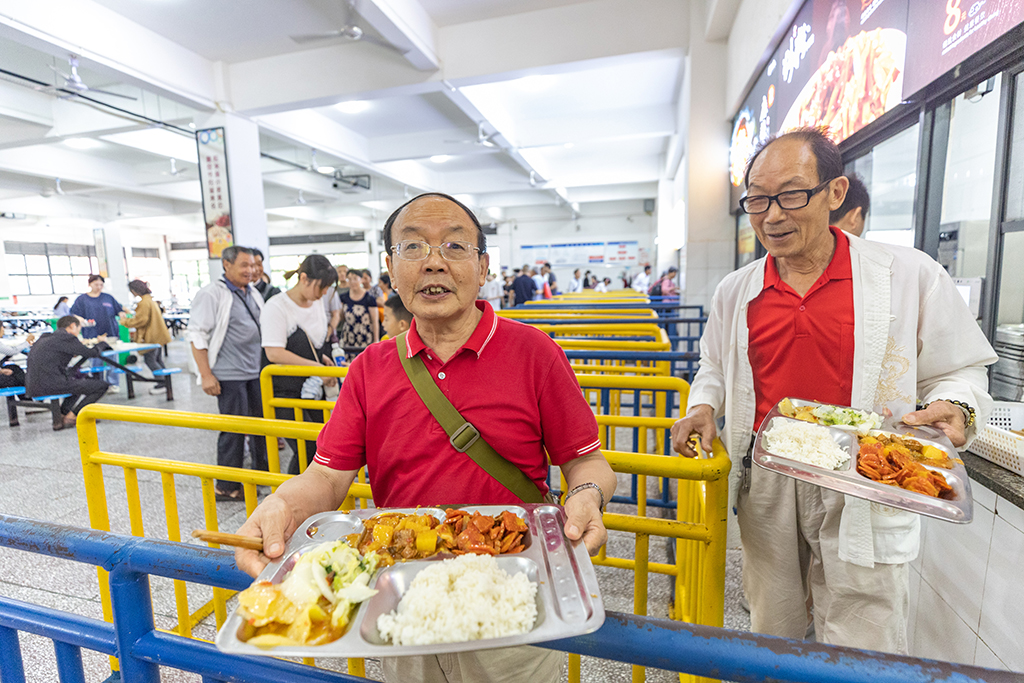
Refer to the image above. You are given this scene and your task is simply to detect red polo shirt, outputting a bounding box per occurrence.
[748,227,855,430]
[315,301,601,506]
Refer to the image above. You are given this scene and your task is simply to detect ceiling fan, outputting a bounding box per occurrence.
[290,0,407,54]
[509,170,547,188]
[445,122,500,148]
[49,55,137,101]
[291,189,327,206]
[162,159,188,177]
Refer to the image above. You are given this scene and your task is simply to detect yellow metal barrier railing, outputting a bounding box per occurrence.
[77,403,373,677]
[498,308,657,319]
[258,364,347,474]
[78,367,725,683]
[533,322,665,340]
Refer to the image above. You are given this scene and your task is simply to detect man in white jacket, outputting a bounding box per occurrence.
[188,246,267,500]
[670,128,997,654]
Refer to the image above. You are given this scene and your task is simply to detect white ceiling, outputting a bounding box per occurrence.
[0,0,703,241]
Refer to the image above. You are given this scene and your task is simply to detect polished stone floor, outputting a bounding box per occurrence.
[0,339,749,682]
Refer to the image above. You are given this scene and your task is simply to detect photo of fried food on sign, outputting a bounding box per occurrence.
[782,28,906,141]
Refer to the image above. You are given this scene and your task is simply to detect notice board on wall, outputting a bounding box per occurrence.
[196,127,234,258]
[523,242,618,267]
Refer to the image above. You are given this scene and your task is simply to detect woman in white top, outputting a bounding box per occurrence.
[260,254,339,474]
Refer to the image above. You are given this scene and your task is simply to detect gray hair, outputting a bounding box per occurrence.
[221,246,253,264]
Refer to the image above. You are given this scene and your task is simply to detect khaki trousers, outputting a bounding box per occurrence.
[382,646,563,683]
[737,465,909,654]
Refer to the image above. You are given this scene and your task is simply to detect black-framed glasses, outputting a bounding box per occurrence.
[739,179,833,214]
[391,240,480,262]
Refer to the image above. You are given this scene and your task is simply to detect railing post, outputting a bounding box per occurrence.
[0,625,27,683]
[53,641,86,683]
[108,563,160,683]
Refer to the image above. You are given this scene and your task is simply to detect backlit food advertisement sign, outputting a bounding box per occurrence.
[729,67,777,206]
[196,127,234,258]
[731,0,911,206]
[903,0,1024,97]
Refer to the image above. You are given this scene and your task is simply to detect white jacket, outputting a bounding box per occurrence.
[186,278,264,384]
[687,234,997,567]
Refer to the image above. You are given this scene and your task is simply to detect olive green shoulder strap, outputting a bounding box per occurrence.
[394,332,543,503]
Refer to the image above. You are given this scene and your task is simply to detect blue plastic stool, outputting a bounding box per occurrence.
[5,389,72,428]
[152,367,182,401]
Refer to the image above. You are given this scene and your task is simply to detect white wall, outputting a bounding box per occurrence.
[909,481,1024,672]
[681,1,736,308]
[502,199,656,289]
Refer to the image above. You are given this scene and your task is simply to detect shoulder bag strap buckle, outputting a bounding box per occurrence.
[449,422,481,453]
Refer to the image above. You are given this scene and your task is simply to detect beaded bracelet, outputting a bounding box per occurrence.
[922,399,976,428]
[564,482,605,512]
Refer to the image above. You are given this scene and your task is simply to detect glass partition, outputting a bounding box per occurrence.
[938,74,1002,277]
[1005,71,1024,223]
[844,124,920,248]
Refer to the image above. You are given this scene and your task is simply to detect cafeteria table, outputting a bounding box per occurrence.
[0,315,56,334]
[94,343,170,400]
[163,313,189,338]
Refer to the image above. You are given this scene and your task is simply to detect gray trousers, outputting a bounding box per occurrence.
[737,465,910,654]
[382,646,563,683]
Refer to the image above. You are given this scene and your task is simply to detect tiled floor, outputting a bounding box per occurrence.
[0,339,751,682]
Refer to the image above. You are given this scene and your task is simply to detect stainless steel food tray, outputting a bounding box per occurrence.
[752,398,973,523]
[215,504,605,657]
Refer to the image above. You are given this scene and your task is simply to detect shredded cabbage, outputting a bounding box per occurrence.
[811,405,882,435]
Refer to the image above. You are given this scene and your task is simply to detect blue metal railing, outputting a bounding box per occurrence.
[564,348,700,381]
[2,515,1016,683]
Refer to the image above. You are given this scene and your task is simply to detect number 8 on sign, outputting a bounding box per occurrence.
[945,0,965,35]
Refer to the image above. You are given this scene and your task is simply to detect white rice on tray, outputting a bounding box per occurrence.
[377,554,537,646]
[763,419,850,469]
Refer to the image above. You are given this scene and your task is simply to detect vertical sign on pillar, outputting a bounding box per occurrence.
[93,228,109,278]
[196,127,234,258]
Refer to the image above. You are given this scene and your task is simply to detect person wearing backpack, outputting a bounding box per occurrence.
[649,266,678,297]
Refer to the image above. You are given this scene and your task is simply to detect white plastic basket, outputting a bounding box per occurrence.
[971,401,1024,476]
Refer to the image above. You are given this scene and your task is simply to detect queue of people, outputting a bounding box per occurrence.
[4,154,997,673]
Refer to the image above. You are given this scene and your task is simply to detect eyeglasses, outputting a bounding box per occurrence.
[391,240,481,262]
[739,179,833,214]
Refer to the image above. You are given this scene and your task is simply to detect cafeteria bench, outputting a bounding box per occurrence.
[0,387,71,429]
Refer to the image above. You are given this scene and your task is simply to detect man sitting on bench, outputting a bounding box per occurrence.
[26,316,112,431]
[0,334,33,391]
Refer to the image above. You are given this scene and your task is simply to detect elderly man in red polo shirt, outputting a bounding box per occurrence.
[235,192,615,683]
[670,128,996,654]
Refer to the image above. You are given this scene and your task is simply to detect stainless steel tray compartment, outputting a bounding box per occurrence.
[753,399,973,523]
[216,503,604,657]
[359,555,545,646]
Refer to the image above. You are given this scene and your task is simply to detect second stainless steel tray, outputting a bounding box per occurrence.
[215,504,605,657]
[752,399,973,523]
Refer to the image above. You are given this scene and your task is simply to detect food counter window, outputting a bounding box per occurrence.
[737,214,757,268]
[938,75,1002,278]
[1007,71,1024,223]
[844,124,919,249]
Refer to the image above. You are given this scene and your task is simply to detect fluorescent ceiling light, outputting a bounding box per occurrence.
[101,128,199,163]
[317,166,335,174]
[64,138,102,150]
[430,155,451,164]
[336,100,370,114]
[485,206,502,220]
[514,75,556,92]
